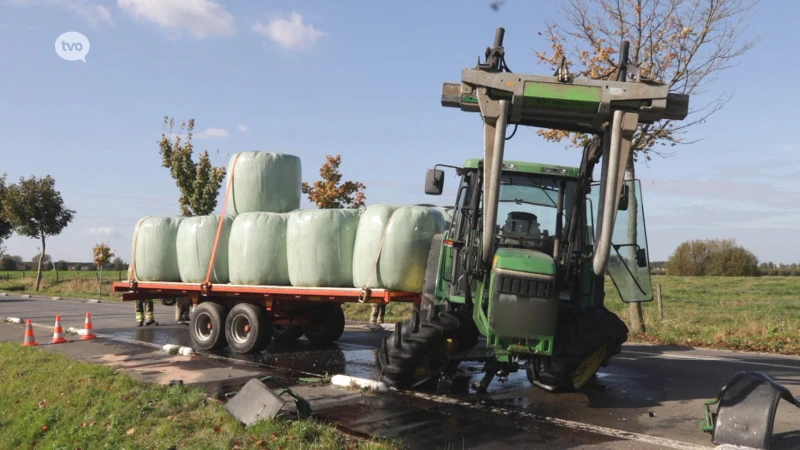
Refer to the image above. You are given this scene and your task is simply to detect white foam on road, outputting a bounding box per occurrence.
[331,374,388,392]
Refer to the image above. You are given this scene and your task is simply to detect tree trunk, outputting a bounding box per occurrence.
[35,235,45,292]
[626,156,645,334]
[98,265,104,294]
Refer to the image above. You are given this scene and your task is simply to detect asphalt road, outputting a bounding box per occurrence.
[2,293,799,449]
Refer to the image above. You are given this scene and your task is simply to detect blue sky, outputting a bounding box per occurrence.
[0,0,797,265]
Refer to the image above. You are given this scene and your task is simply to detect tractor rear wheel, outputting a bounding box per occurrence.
[526,307,627,391]
[378,309,478,389]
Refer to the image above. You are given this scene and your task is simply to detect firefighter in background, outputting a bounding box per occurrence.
[175,297,192,324]
[370,302,385,327]
[135,299,158,326]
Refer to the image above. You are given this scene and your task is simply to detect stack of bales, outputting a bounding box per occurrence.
[128,151,448,293]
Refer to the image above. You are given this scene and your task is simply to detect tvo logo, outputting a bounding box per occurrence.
[55,31,90,62]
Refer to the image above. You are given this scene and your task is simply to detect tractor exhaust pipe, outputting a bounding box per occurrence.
[482,99,509,266]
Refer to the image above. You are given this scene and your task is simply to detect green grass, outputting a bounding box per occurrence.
[0,270,127,300]
[0,342,397,450]
[605,275,800,355]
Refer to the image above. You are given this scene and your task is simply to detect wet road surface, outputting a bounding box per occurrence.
[3,294,800,449]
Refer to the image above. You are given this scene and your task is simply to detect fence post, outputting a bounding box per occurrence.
[657,283,664,320]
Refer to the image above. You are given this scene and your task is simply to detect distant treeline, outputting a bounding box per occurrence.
[0,254,128,272]
[663,238,794,277]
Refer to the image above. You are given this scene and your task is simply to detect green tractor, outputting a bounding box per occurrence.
[377,27,690,393]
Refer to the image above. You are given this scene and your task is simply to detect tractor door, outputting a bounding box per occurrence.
[588,179,654,302]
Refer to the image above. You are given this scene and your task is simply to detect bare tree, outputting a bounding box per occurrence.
[534,0,760,332]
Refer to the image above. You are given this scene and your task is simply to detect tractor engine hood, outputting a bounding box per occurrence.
[492,247,555,276]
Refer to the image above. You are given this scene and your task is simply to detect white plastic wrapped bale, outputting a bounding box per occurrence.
[176,215,233,284]
[436,206,455,228]
[228,212,290,286]
[224,151,302,216]
[129,216,184,282]
[351,204,400,288]
[352,205,446,292]
[287,209,360,287]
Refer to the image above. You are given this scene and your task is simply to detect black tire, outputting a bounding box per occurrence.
[302,304,345,345]
[160,298,176,306]
[272,324,304,343]
[526,307,628,391]
[224,303,273,354]
[378,310,477,389]
[190,302,228,351]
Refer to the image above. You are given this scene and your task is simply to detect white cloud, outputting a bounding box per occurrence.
[252,13,325,50]
[237,124,249,132]
[86,227,119,237]
[196,127,230,138]
[117,0,235,39]
[8,0,112,28]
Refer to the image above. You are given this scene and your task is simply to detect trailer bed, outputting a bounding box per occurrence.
[111,280,421,305]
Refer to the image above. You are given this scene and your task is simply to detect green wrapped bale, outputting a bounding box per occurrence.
[436,206,455,228]
[228,212,290,286]
[129,216,184,282]
[176,215,233,284]
[352,205,446,292]
[224,151,302,216]
[287,209,360,287]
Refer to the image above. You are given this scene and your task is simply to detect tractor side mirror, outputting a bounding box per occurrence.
[636,247,647,268]
[425,169,445,195]
[618,183,629,211]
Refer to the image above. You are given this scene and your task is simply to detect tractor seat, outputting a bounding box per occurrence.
[501,211,541,240]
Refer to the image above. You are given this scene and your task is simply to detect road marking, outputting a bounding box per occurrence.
[398,390,712,450]
[622,350,800,371]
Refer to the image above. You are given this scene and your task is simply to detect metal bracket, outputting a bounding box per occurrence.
[358,287,371,303]
[701,371,800,449]
[224,376,312,423]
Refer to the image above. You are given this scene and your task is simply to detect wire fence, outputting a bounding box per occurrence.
[0,270,127,283]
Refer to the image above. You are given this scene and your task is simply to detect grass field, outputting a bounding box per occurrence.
[0,342,396,449]
[605,276,800,355]
[2,271,799,355]
[0,270,128,300]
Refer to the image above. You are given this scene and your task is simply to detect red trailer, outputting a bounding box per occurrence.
[112,280,420,354]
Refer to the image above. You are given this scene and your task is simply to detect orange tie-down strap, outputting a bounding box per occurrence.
[201,152,241,294]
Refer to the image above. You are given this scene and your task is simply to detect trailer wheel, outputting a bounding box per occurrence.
[302,304,345,345]
[225,303,273,354]
[272,324,304,343]
[190,302,228,351]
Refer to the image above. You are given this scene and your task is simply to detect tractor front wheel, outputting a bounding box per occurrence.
[378,310,477,389]
[526,307,627,392]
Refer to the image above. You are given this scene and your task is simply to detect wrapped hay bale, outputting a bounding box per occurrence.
[287,209,360,287]
[351,204,400,287]
[225,151,302,216]
[436,206,455,228]
[228,212,290,285]
[129,216,184,282]
[176,215,233,284]
[352,205,446,292]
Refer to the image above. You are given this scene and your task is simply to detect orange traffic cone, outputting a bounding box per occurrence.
[80,312,96,341]
[50,315,68,344]
[22,319,38,346]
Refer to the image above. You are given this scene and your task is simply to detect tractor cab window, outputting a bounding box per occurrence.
[493,173,576,255]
